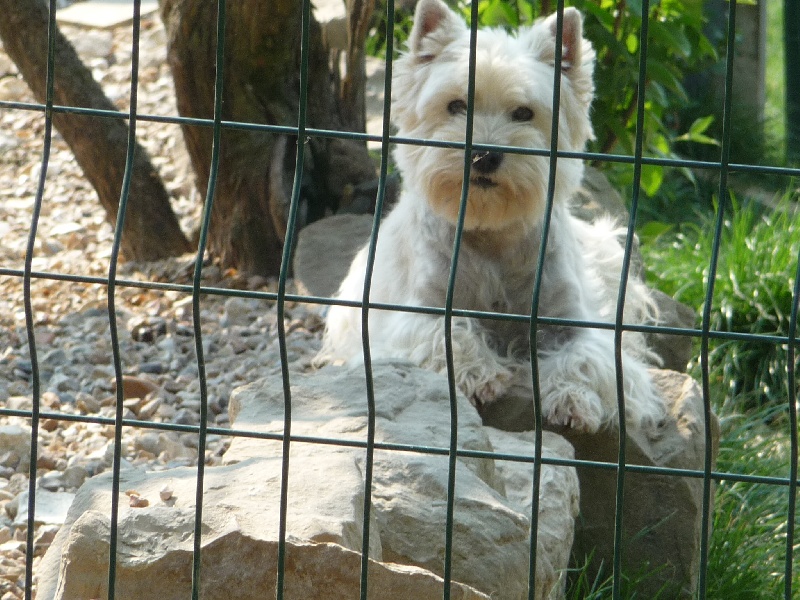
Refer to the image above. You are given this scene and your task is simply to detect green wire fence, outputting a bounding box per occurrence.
[0,0,799,599]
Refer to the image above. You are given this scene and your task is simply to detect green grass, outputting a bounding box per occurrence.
[565,556,671,599]
[642,193,799,414]
[706,407,799,599]
[561,192,800,598]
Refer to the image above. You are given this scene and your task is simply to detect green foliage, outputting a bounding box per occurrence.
[642,194,800,413]
[675,88,786,173]
[570,0,719,197]
[365,4,412,59]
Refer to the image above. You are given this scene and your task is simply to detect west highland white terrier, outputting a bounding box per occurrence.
[317,0,665,432]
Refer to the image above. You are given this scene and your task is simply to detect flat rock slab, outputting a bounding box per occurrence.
[37,458,490,599]
[56,0,158,29]
[12,490,75,527]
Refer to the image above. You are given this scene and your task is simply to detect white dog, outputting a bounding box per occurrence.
[316,0,665,433]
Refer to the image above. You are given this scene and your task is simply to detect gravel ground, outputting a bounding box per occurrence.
[0,15,324,597]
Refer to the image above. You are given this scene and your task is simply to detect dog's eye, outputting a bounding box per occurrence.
[511,106,534,122]
[447,100,468,116]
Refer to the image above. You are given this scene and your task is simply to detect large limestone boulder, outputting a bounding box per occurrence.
[291,164,709,596]
[564,370,719,598]
[225,362,580,600]
[482,369,719,598]
[38,363,579,600]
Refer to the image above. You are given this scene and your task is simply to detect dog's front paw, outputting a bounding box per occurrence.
[542,386,605,433]
[469,375,509,407]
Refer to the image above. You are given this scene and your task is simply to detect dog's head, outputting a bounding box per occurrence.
[393,0,595,231]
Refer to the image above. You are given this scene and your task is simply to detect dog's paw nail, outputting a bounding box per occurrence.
[545,391,603,433]
[472,378,506,406]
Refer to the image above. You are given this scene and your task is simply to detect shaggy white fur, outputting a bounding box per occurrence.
[316,0,665,432]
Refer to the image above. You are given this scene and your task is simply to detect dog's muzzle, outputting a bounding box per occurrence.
[471,150,503,174]
[470,151,503,188]
[471,176,499,189]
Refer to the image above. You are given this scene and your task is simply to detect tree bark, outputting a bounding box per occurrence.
[159,0,376,276]
[0,0,192,261]
[340,0,375,133]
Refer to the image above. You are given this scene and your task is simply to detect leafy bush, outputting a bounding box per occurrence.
[642,194,800,413]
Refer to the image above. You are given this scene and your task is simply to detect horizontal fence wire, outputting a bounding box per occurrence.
[3,400,800,487]
[4,264,797,344]
[1,0,799,599]
[5,96,800,177]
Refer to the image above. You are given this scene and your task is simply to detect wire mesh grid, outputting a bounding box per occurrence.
[0,0,798,598]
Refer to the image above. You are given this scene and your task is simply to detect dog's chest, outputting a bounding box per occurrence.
[452,237,539,315]
[413,211,545,316]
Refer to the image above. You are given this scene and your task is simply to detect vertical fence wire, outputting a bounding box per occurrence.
[105,1,143,597]
[697,0,738,596]
[188,0,227,596]
[274,1,313,597]
[441,2,481,596]
[786,245,800,598]
[786,0,800,160]
[21,1,58,597]
[526,1,567,596]
[609,0,649,595]
[357,2,396,598]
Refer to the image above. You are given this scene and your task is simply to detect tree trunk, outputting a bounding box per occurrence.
[0,0,192,261]
[340,0,374,133]
[159,0,376,276]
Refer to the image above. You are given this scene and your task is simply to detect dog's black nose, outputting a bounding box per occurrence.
[471,150,503,174]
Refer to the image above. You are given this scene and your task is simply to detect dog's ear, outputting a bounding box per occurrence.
[526,8,596,146]
[409,0,466,61]
[531,8,595,111]
[541,7,584,71]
